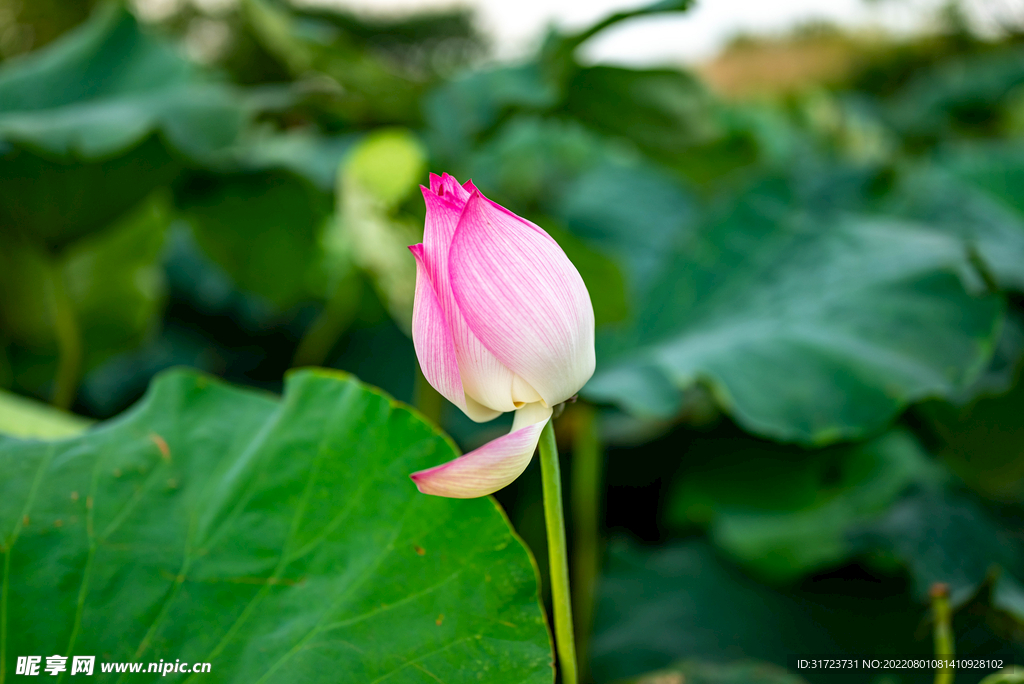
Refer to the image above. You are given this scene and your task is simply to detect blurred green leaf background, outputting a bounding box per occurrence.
[2,0,1024,681]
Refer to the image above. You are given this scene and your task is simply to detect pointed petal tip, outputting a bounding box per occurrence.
[409,463,485,499]
[408,243,424,257]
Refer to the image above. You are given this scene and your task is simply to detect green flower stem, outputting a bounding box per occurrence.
[931,582,954,684]
[571,403,601,682]
[44,259,81,411]
[539,418,578,684]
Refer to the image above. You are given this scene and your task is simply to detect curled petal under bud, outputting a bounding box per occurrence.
[410,402,553,498]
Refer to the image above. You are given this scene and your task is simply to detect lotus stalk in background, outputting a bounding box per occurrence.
[407,172,595,498]
[407,172,593,684]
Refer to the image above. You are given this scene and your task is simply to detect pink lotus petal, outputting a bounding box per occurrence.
[421,186,464,271]
[428,172,444,194]
[482,196,558,246]
[409,244,466,413]
[449,192,596,407]
[410,402,553,498]
[422,185,519,416]
[433,172,470,203]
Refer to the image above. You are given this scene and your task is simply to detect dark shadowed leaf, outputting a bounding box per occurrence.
[665,430,944,580]
[914,314,1024,503]
[584,174,1003,443]
[0,4,243,159]
[0,5,246,250]
[850,489,1024,611]
[176,170,332,310]
[590,539,928,684]
[0,194,170,392]
[0,369,552,682]
[563,66,719,158]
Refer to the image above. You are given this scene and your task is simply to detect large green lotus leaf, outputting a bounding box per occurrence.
[665,429,944,581]
[590,540,929,684]
[176,169,332,310]
[883,162,1024,292]
[0,4,243,158]
[583,175,1003,443]
[0,5,246,251]
[0,369,552,682]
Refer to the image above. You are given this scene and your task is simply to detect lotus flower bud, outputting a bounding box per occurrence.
[408,173,596,498]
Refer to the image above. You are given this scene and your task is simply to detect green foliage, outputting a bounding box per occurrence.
[585,171,1003,442]
[241,0,427,125]
[665,430,944,580]
[176,170,332,310]
[5,0,1024,679]
[0,388,92,439]
[0,194,170,394]
[335,129,427,326]
[852,488,1023,608]
[915,340,1024,503]
[980,667,1024,684]
[0,369,552,682]
[563,66,721,164]
[0,4,246,251]
[345,128,427,206]
[590,540,926,683]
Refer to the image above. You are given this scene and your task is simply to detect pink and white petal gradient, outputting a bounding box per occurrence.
[409,173,595,498]
[409,244,466,413]
[449,192,595,408]
[410,402,553,498]
[421,179,518,416]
